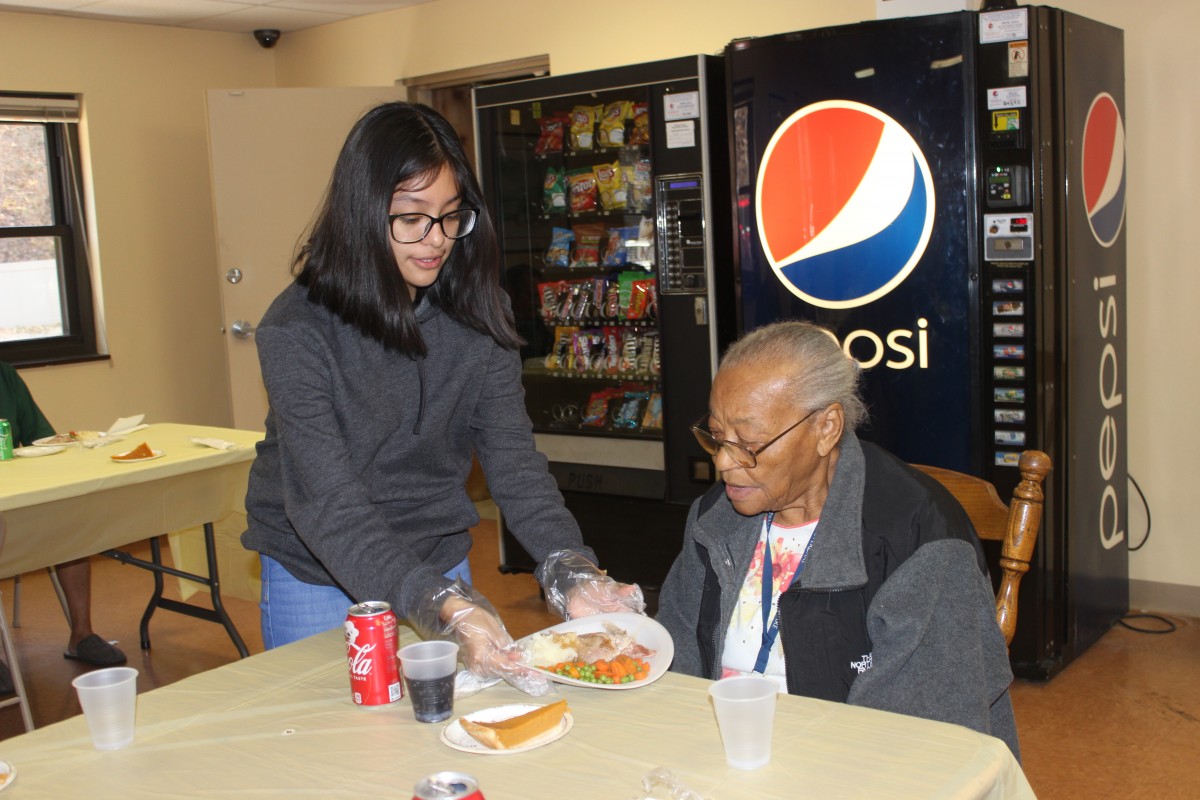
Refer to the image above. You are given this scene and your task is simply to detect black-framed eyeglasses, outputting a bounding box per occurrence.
[388,208,478,243]
[691,406,822,469]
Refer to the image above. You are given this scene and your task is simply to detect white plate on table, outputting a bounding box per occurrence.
[440,703,573,755]
[110,449,164,463]
[516,612,673,690]
[0,759,14,791]
[14,445,65,458]
[32,433,78,446]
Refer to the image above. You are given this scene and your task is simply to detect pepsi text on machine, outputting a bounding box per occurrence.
[756,100,935,370]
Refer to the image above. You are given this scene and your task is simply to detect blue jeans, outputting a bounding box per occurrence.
[259,555,473,650]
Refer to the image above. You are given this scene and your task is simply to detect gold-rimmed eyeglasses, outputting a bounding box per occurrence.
[388,208,478,243]
[691,406,822,469]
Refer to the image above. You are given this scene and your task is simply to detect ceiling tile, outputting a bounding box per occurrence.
[63,0,250,25]
[0,0,431,32]
[180,5,345,33]
[0,0,98,10]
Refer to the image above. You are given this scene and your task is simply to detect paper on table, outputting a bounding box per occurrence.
[83,436,125,449]
[107,415,147,435]
[74,415,149,448]
[189,437,240,451]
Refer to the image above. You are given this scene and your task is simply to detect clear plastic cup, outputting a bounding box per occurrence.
[708,675,778,769]
[72,666,139,750]
[398,641,459,723]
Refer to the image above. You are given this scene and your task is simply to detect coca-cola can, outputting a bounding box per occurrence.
[412,772,485,800]
[345,601,403,706]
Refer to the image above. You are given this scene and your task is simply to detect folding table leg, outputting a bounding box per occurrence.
[0,587,35,731]
[130,529,249,658]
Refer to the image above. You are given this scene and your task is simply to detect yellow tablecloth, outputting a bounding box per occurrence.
[0,626,1035,799]
[0,423,263,584]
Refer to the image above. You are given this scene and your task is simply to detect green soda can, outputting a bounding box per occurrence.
[0,419,13,461]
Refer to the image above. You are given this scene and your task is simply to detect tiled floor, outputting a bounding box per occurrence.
[1,521,1197,799]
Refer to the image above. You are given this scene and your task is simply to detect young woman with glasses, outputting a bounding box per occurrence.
[243,103,641,694]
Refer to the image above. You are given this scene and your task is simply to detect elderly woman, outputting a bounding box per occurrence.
[656,321,1019,757]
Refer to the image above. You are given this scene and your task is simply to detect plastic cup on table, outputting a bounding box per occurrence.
[398,641,459,723]
[71,666,139,750]
[708,675,778,770]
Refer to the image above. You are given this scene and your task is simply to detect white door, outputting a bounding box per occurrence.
[206,87,408,431]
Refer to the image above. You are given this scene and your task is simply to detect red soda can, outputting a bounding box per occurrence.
[412,772,485,800]
[345,601,403,706]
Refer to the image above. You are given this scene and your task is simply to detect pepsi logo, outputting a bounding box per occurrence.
[755,101,935,309]
[1082,92,1126,248]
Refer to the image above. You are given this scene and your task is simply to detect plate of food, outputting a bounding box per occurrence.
[110,443,163,463]
[441,700,572,755]
[33,432,86,446]
[0,759,14,792]
[517,612,673,690]
[14,445,66,458]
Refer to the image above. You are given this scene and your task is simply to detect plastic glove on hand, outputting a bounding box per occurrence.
[536,549,646,619]
[564,579,646,618]
[440,594,551,697]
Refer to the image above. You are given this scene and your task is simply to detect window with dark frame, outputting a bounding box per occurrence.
[0,92,100,366]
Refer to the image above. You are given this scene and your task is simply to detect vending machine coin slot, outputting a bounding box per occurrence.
[984,213,1035,261]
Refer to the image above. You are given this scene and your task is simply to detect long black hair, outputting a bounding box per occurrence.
[294,102,520,356]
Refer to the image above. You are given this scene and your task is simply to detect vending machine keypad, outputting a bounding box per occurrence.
[655,173,707,294]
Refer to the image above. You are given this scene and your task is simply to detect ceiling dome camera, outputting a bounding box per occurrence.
[253,29,281,49]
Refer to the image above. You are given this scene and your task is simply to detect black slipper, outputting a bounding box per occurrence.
[64,634,127,666]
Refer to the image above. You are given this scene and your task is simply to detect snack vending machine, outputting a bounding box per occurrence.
[726,7,1127,677]
[474,56,732,590]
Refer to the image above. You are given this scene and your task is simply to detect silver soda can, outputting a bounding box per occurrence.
[412,772,485,800]
[345,601,403,706]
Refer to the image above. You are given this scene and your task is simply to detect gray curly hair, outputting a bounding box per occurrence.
[720,320,868,432]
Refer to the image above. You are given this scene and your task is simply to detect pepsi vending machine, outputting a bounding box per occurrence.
[473,56,733,592]
[726,6,1127,678]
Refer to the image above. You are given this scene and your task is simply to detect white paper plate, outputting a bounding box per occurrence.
[516,612,674,690]
[14,445,66,458]
[0,759,15,792]
[110,448,164,463]
[441,703,572,755]
[33,433,77,446]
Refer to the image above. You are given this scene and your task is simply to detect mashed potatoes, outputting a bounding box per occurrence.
[523,632,578,666]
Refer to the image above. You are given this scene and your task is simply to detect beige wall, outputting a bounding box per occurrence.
[273,0,874,86]
[2,0,1194,599]
[277,0,1199,598]
[1,11,274,430]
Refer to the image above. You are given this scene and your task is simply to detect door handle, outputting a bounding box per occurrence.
[230,320,256,339]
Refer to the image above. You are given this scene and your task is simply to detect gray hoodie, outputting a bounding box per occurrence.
[243,283,590,620]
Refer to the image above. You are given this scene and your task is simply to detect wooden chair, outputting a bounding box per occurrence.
[912,450,1052,647]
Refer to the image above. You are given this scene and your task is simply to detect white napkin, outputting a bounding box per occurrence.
[77,415,148,448]
[189,436,240,451]
[83,435,125,449]
[107,415,148,435]
[453,669,502,699]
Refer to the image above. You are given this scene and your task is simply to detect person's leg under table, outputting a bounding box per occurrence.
[58,557,126,665]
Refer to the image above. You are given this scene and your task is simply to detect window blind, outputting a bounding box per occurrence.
[0,94,81,123]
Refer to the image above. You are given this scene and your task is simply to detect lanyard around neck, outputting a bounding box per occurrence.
[754,511,817,674]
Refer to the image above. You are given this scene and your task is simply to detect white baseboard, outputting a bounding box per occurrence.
[1128,579,1200,618]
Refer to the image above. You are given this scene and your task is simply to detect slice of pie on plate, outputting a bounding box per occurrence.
[111,442,155,460]
[458,699,569,750]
